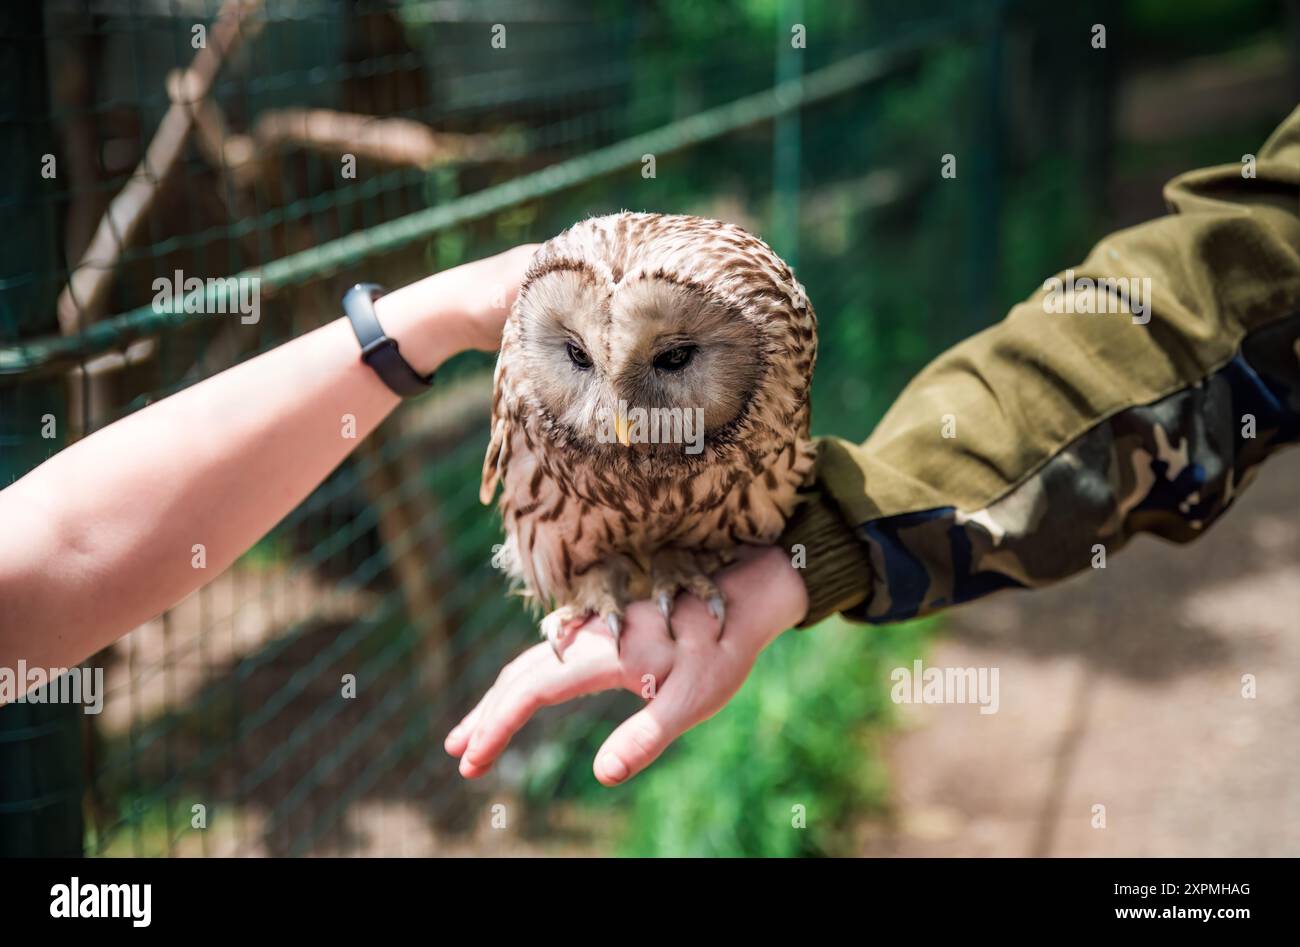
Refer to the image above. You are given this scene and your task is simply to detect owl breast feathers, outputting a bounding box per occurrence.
[480,212,817,651]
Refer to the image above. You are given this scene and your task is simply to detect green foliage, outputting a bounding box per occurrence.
[1124,0,1282,58]
[87,792,203,857]
[799,44,988,440]
[996,156,1095,313]
[615,617,935,857]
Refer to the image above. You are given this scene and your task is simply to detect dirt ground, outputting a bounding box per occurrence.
[861,447,1300,857]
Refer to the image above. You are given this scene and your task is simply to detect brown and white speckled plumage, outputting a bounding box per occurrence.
[480,212,817,650]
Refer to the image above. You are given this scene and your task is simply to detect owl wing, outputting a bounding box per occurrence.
[479,351,513,504]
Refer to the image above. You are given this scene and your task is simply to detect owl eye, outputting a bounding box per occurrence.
[566,341,593,370]
[653,345,696,372]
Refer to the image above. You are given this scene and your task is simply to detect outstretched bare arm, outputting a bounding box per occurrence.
[0,245,537,677]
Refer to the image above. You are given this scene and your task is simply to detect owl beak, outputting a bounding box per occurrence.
[614,410,631,447]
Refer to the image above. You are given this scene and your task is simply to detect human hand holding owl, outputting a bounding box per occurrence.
[480,213,817,658]
[446,546,807,785]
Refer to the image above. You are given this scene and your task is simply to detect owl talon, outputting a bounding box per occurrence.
[541,613,564,662]
[605,612,623,652]
[541,607,590,662]
[544,621,568,662]
[707,594,727,638]
[656,592,676,640]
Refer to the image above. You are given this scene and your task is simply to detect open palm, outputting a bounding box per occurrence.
[445,547,807,785]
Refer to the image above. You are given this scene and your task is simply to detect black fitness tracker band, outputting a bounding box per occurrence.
[342,283,434,398]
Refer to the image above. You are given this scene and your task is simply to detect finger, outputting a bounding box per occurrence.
[615,599,677,693]
[462,641,621,774]
[446,695,491,758]
[593,672,701,787]
[445,644,550,756]
[457,654,578,776]
[662,590,715,647]
[456,600,676,775]
[458,755,493,779]
[447,676,510,756]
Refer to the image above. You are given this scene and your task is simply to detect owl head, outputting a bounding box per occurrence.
[503,213,815,469]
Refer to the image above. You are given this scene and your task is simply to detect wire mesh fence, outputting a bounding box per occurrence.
[1,0,1122,855]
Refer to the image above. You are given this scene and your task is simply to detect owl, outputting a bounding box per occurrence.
[480,212,818,656]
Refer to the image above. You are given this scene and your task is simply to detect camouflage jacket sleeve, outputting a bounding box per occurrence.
[782,106,1300,627]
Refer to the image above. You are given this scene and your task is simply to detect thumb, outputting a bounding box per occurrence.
[593,675,700,786]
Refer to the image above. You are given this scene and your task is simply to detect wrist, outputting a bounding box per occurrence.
[779,489,872,627]
[761,547,808,646]
[371,273,473,377]
[720,545,808,651]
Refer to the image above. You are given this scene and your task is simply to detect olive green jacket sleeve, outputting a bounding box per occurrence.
[783,106,1300,627]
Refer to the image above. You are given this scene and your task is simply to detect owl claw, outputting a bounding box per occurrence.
[656,592,676,640]
[542,616,566,663]
[541,608,590,662]
[707,594,726,638]
[605,612,623,652]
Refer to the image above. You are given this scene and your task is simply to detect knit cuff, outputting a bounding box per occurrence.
[779,490,873,627]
